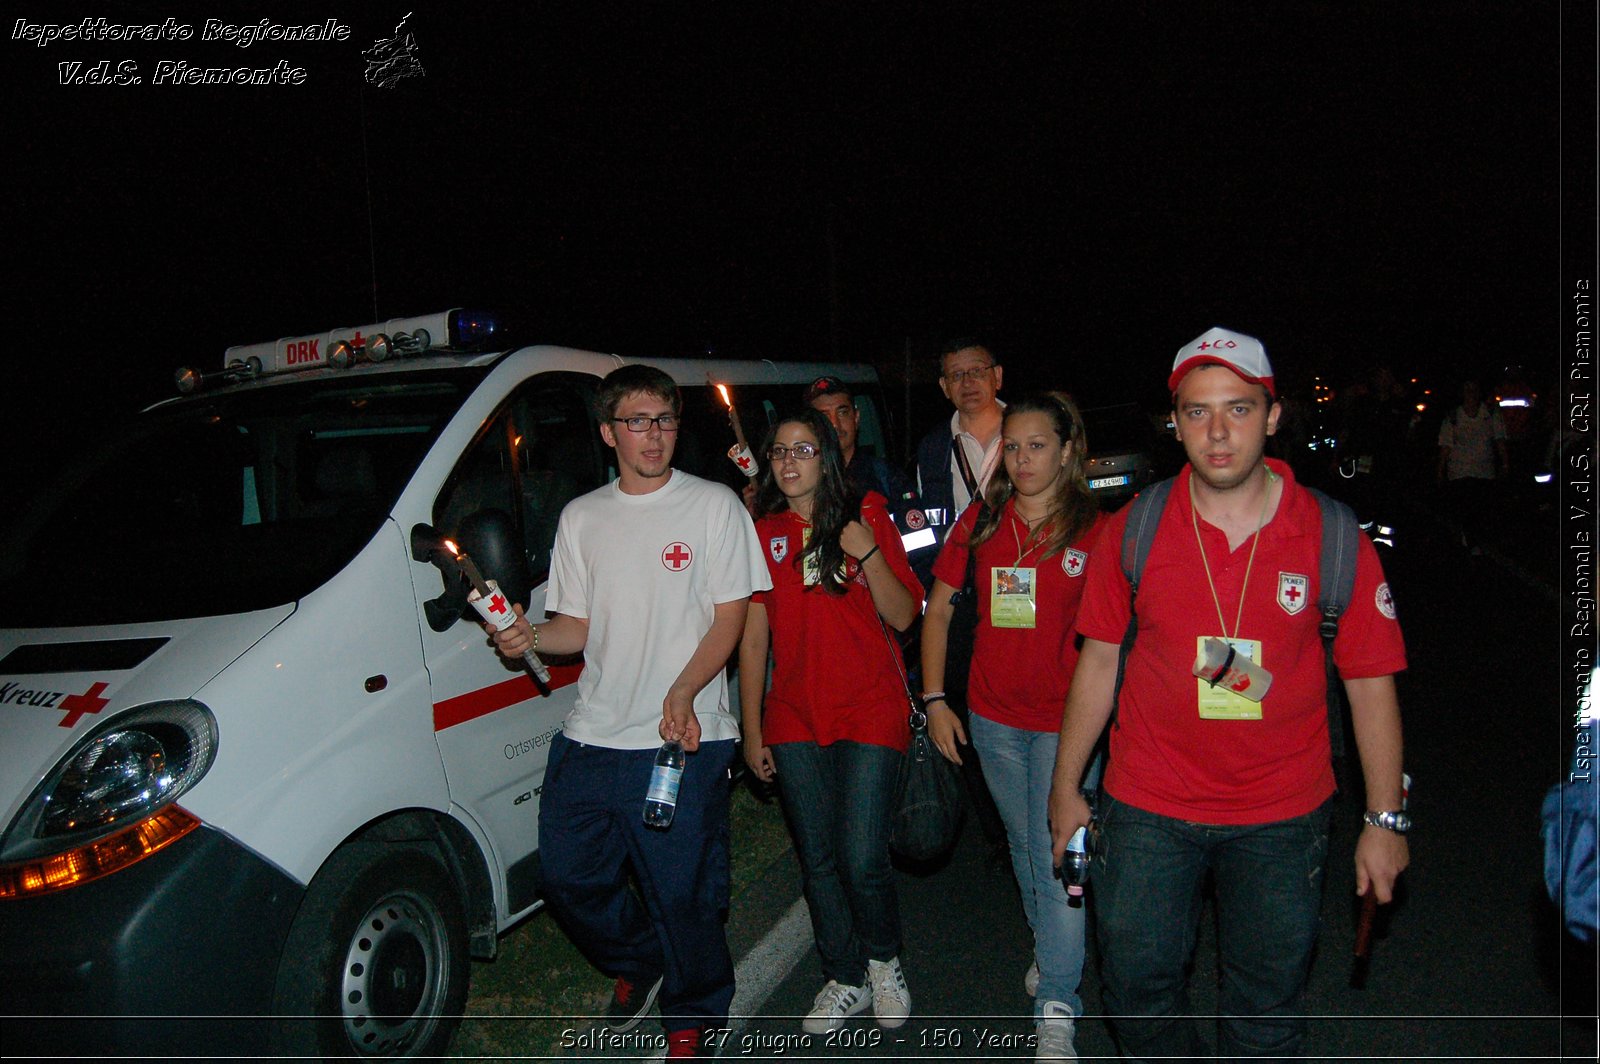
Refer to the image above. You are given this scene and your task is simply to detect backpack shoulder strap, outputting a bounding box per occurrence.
[1121,476,1176,591]
[1111,476,1178,722]
[1307,487,1359,629]
[1307,486,1361,761]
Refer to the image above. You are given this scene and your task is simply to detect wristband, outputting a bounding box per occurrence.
[920,691,946,707]
[859,545,880,565]
[530,624,540,653]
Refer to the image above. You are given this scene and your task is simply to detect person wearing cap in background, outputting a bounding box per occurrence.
[1048,327,1409,1060]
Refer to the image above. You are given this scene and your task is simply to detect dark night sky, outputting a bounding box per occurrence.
[3,0,1579,477]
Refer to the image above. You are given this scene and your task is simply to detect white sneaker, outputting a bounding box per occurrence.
[1036,1000,1078,1062]
[1024,959,1040,996]
[866,957,911,1029]
[802,980,869,1034]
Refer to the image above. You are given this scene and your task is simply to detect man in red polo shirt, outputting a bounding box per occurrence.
[1048,327,1409,1060]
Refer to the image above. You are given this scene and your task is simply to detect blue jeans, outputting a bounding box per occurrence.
[1092,793,1332,1061]
[968,713,1087,1019]
[537,733,736,1029]
[769,740,901,986]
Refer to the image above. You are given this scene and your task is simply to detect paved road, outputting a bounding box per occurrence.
[720,500,1596,1061]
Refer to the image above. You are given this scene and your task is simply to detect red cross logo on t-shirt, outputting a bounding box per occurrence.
[57,681,110,728]
[1278,572,1310,616]
[662,541,693,572]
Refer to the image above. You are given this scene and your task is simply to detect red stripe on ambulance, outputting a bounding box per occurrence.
[432,664,581,731]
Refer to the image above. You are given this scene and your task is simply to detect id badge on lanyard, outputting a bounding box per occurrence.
[989,566,1037,628]
[1195,636,1266,719]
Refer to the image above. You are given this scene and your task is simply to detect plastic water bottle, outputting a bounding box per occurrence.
[643,741,685,828]
[1063,826,1090,907]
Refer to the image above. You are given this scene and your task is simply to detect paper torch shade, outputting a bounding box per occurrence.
[728,444,760,478]
[468,579,518,631]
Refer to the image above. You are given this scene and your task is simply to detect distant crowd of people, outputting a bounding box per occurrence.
[485,328,1411,1060]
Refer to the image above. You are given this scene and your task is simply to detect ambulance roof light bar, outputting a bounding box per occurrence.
[175,308,504,394]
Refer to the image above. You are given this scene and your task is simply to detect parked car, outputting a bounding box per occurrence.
[1080,402,1169,507]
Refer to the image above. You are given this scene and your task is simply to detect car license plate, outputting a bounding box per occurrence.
[1090,474,1131,489]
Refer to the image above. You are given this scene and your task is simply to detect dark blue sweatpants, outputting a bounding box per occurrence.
[537,732,735,1030]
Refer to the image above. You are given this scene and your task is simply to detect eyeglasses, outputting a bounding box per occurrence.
[943,364,995,384]
[609,415,680,433]
[766,442,820,461]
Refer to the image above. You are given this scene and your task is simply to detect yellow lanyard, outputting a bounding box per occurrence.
[1190,471,1275,640]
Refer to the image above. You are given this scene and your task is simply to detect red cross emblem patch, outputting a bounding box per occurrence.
[905,508,927,531]
[1376,582,1397,619]
[662,541,694,572]
[1278,572,1310,615]
[1063,549,1087,577]
[769,535,789,563]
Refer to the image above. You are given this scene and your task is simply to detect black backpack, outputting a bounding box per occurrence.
[1114,476,1362,759]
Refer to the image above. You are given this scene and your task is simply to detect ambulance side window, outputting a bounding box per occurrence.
[434,376,603,587]
[510,381,604,581]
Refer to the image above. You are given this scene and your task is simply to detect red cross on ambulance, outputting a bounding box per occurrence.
[57,681,110,728]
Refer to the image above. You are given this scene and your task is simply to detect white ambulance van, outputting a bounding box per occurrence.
[0,310,906,1057]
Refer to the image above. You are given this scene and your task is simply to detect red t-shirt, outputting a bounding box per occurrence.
[932,499,1110,732]
[1075,459,1408,824]
[752,493,922,751]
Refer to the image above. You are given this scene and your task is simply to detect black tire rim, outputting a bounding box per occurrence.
[337,887,452,1055]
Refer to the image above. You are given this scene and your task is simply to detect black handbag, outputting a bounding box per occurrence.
[940,503,986,708]
[889,698,967,861]
[877,615,965,861]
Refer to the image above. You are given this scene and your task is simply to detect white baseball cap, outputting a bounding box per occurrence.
[1168,327,1275,398]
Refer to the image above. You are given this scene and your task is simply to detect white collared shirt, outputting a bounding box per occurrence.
[949,404,1004,512]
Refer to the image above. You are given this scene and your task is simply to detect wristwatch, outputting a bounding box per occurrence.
[1363,810,1411,834]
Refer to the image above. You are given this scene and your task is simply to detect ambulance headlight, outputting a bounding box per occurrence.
[2,701,217,861]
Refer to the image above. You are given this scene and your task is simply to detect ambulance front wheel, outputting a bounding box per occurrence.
[272,844,470,1058]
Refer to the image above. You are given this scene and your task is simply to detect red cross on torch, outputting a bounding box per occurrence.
[445,539,552,687]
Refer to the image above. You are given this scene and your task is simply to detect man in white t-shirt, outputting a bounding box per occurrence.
[489,365,769,1058]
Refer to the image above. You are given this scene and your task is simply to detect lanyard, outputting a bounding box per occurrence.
[1010,508,1049,567]
[1190,470,1275,640]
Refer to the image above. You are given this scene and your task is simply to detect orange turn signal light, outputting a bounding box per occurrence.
[0,805,201,900]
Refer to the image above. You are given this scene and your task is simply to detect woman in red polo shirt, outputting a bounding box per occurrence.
[738,407,923,1035]
[921,392,1109,1061]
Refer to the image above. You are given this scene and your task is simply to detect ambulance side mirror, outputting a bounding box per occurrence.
[412,523,470,632]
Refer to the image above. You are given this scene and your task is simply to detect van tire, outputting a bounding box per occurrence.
[272,845,469,1058]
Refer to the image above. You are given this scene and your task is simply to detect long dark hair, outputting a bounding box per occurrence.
[754,408,863,595]
[970,391,1098,558]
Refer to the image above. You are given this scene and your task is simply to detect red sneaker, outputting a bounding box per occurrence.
[604,972,662,1032]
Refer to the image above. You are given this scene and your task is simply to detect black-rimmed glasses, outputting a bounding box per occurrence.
[609,415,681,433]
[767,442,820,461]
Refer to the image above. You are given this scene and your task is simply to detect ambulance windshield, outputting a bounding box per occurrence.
[0,370,482,625]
